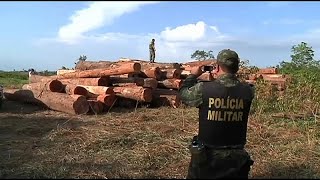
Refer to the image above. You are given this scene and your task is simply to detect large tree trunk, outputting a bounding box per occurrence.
[75,60,113,70]
[87,100,105,114]
[59,77,110,86]
[58,62,141,79]
[78,85,114,95]
[158,79,182,89]
[22,80,64,92]
[4,89,89,115]
[258,67,279,74]
[57,69,76,75]
[113,86,152,102]
[30,75,110,86]
[64,84,88,96]
[29,74,56,83]
[110,76,144,86]
[152,88,180,108]
[97,94,116,106]
[161,69,182,79]
[119,58,182,69]
[141,67,162,80]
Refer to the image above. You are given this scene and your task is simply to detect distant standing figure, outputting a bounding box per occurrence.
[149,39,156,63]
[28,68,36,83]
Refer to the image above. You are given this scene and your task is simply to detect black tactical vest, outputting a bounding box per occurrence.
[198,80,253,148]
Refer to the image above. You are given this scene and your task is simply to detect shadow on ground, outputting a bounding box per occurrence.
[252,163,319,179]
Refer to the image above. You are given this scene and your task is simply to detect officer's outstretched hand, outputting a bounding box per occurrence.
[190,66,204,77]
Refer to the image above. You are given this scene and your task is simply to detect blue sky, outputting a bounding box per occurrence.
[1,1,320,71]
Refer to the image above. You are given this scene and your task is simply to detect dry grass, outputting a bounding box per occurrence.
[0,98,319,179]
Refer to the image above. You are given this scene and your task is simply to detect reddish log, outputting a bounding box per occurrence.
[141,67,162,80]
[258,67,279,74]
[158,79,182,89]
[57,62,141,79]
[97,94,116,106]
[30,74,110,86]
[113,86,152,102]
[22,80,63,92]
[4,89,89,115]
[87,100,105,114]
[78,85,114,95]
[161,69,182,79]
[64,84,88,96]
[59,77,110,86]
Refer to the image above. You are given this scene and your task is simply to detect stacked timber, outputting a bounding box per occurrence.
[4,58,290,115]
[243,67,291,92]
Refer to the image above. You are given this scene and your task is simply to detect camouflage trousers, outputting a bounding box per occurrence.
[150,50,155,63]
[186,147,254,179]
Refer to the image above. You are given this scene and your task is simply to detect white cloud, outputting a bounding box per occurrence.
[57,1,159,44]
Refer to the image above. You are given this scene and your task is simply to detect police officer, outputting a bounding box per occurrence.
[149,39,156,63]
[179,49,255,179]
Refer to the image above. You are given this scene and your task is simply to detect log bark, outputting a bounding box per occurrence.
[87,100,105,114]
[78,85,114,95]
[158,79,182,89]
[57,69,76,75]
[142,78,158,89]
[22,80,64,92]
[57,62,141,79]
[152,88,180,108]
[64,84,88,96]
[258,67,279,74]
[141,67,162,80]
[4,89,89,115]
[97,94,116,106]
[113,86,152,102]
[29,74,56,83]
[161,68,182,79]
[59,77,110,86]
[119,58,182,69]
[109,76,144,86]
[29,74,110,86]
[75,60,113,70]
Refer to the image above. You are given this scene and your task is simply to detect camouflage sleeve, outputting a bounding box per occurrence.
[178,75,204,107]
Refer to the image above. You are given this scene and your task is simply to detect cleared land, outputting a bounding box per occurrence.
[0,98,319,179]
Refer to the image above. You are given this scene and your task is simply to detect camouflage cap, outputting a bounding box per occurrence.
[216,49,239,66]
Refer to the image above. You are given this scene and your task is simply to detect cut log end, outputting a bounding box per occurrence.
[48,80,64,92]
[97,94,116,107]
[143,88,153,102]
[133,62,142,72]
[73,86,88,96]
[72,95,90,114]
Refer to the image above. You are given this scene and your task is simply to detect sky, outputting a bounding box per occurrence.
[1,1,320,71]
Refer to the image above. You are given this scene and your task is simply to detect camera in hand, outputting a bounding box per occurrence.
[203,65,215,72]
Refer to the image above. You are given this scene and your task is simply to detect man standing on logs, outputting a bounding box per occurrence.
[178,49,255,179]
[149,38,156,63]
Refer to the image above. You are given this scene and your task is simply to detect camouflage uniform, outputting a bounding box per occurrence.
[179,49,255,179]
[149,39,155,63]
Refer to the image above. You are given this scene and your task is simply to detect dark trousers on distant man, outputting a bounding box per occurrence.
[150,50,155,63]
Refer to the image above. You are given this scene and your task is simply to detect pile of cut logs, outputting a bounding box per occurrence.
[243,67,291,91]
[3,58,289,115]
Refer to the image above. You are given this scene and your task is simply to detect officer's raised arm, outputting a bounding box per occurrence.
[178,66,204,107]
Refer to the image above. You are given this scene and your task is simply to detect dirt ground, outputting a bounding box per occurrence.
[0,99,319,179]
